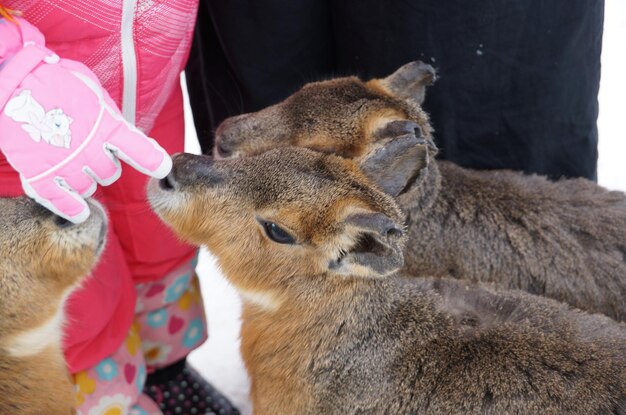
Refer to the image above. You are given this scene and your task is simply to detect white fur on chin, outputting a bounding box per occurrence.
[3,288,74,358]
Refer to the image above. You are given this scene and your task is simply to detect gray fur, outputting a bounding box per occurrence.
[280,275,626,414]
[396,156,626,321]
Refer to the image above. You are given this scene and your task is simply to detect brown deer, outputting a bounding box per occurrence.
[149,149,626,415]
[0,197,107,415]
[213,61,626,322]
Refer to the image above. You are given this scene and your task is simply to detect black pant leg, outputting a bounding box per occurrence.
[330,0,604,179]
[185,0,335,153]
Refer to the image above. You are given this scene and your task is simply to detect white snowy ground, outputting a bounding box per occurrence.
[186,2,626,414]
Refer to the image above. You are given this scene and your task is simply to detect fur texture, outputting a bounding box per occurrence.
[0,197,106,415]
[149,149,626,415]
[213,61,626,322]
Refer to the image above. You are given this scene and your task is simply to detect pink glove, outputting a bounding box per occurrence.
[0,17,172,223]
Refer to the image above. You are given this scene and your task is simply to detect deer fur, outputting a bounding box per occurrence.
[149,149,626,415]
[0,197,107,415]
[213,61,626,322]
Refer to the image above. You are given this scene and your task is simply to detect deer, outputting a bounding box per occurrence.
[0,197,107,415]
[212,61,626,322]
[148,148,626,415]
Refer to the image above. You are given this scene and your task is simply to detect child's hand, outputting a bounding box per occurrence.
[0,17,172,223]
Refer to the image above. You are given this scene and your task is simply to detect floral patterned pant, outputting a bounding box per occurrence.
[74,255,208,415]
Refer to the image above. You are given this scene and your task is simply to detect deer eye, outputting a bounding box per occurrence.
[261,221,296,245]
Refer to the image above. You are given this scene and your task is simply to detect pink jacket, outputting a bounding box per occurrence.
[0,0,199,372]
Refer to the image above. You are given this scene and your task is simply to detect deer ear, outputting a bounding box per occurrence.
[359,119,437,197]
[380,61,436,105]
[328,212,405,278]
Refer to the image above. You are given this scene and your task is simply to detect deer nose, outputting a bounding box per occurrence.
[215,139,233,158]
[30,202,77,228]
[53,214,75,228]
[158,172,177,191]
[164,153,224,189]
[214,113,260,158]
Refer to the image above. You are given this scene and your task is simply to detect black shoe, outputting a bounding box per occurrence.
[144,358,240,415]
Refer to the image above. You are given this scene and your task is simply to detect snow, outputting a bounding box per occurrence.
[598,0,626,192]
[184,3,625,413]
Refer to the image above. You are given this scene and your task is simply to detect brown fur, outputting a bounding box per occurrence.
[149,149,626,415]
[0,197,106,415]
[214,76,431,160]
[214,61,626,322]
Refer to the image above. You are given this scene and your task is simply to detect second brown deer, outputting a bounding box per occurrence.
[213,62,626,322]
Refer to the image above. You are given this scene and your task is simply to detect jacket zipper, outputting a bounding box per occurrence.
[121,0,138,125]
